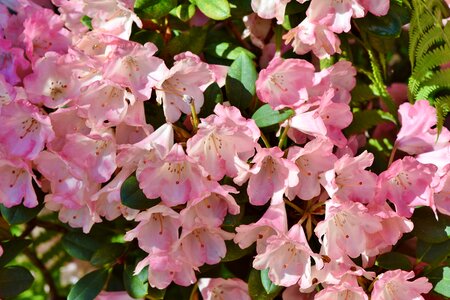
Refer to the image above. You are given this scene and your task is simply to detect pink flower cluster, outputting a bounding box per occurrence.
[0,0,446,299]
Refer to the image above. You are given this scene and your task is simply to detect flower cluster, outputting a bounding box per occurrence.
[0,0,448,299]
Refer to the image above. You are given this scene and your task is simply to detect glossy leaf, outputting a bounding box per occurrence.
[221,241,254,262]
[123,262,148,298]
[345,109,395,135]
[261,269,283,295]
[411,207,450,244]
[204,42,256,60]
[375,252,412,270]
[172,3,196,21]
[193,0,231,20]
[90,243,125,267]
[0,203,43,225]
[134,0,178,20]
[0,266,34,298]
[62,231,104,261]
[0,239,31,268]
[248,269,282,300]
[121,175,160,210]
[166,26,208,56]
[417,239,450,267]
[68,269,109,300]
[199,82,223,118]
[428,266,450,298]
[252,104,294,128]
[225,53,257,110]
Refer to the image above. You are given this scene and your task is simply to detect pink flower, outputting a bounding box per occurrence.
[234,146,299,205]
[156,52,214,122]
[314,279,368,300]
[284,17,341,59]
[124,205,180,254]
[256,57,315,110]
[377,157,436,217]
[0,74,16,108]
[253,224,322,288]
[103,40,168,101]
[286,138,337,200]
[315,198,383,259]
[136,144,211,206]
[434,165,450,215]
[234,203,288,253]
[371,270,432,300]
[0,40,30,85]
[251,0,290,24]
[0,100,54,160]
[187,104,259,180]
[198,278,250,300]
[396,100,450,155]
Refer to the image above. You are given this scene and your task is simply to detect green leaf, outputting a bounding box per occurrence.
[121,175,160,210]
[204,42,256,60]
[199,82,223,118]
[261,269,283,295]
[356,9,402,38]
[248,268,282,300]
[225,53,257,110]
[90,243,125,267]
[344,109,395,135]
[252,104,294,128]
[171,3,196,21]
[0,266,34,298]
[411,207,450,244]
[428,266,450,298]
[166,26,208,56]
[62,232,104,261]
[148,287,166,299]
[0,203,43,225]
[0,217,11,241]
[134,0,178,19]
[375,252,412,270]
[193,0,230,20]
[131,30,164,49]
[0,239,31,268]
[417,239,450,267]
[123,263,149,298]
[221,241,254,262]
[81,16,92,30]
[68,269,109,300]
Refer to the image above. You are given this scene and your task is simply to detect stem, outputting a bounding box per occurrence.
[260,131,271,148]
[184,95,199,133]
[278,124,290,149]
[274,25,283,56]
[189,282,199,300]
[388,144,398,167]
[284,199,304,214]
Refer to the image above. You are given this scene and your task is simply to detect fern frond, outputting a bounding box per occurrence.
[435,96,450,132]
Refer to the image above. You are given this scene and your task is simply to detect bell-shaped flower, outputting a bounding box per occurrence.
[256,57,315,110]
[0,40,30,86]
[314,277,368,300]
[235,146,299,205]
[251,0,291,24]
[0,100,54,160]
[198,278,250,300]
[371,270,432,300]
[286,138,337,200]
[253,224,323,288]
[156,52,214,122]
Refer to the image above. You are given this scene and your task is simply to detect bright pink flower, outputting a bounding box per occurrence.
[314,279,368,300]
[256,57,315,110]
[0,40,30,85]
[434,165,450,215]
[320,151,377,203]
[253,224,322,288]
[0,74,16,108]
[396,100,450,154]
[0,100,54,160]
[251,0,297,24]
[235,146,299,205]
[124,205,181,254]
[198,278,250,300]
[0,155,37,208]
[286,138,337,200]
[103,40,168,101]
[234,203,288,253]
[137,144,211,206]
[284,17,341,59]
[315,198,383,259]
[243,14,272,49]
[156,52,214,122]
[371,270,432,300]
[177,225,234,266]
[282,286,316,300]
[60,131,117,183]
[52,0,88,37]
[360,0,390,16]
[377,157,436,217]
[187,104,259,180]
[21,8,70,61]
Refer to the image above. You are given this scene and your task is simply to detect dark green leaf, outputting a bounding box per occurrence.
[199,82,223,118]
[81,16,92,30]
[375,252,412,270]
[0,203,43,225]
[0,239,31,268]
[356,9,402,38]
[229,0,252,17]
[428,266,450,298]
[62,232,104,261]
[134,0,178,19]
[148,287,166,299]
[350,83,376,105]
[193,0,230,20]
[225,53,257,110]
[411,207,450,244]
[131,30,164,49]
[68,269,109,300]
[344,109,395,135]
[221,241,254,262]
[417,239,450,267]
[0,217,11,241]
[90,243,125,267]
[204,42,256,60]
[166,26,208,56]
[248,268,282,300]
[0,266,34,298]
[261,269,283,295]
[172,3,196,21]
[123,263,148,298]
[252,104,294,128]
[121,175,160,210]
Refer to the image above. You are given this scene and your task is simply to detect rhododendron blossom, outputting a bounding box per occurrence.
[371,270,432,300]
